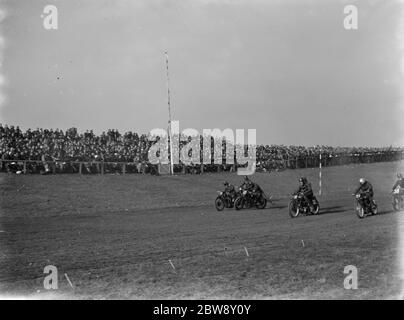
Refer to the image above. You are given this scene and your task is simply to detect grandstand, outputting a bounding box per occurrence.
[0,124,403,174]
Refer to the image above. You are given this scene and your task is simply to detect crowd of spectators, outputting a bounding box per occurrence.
[1,124,403,174]
[255,144,403,171]
[0,124,150,162]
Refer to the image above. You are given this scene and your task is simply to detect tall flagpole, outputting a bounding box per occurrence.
[165,51,174,175]
[319,146,322,196]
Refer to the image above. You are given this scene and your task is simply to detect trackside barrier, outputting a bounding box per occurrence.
[0,160,153,175]
[0,151,403,175]
[281,152,404,170]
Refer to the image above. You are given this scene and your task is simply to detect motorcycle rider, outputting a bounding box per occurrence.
[223,181,236,200]
[294,177,315,211]
[392,173,404,194]
[240,176,252,190]
[353,178,375,208]
[240,176,263,199]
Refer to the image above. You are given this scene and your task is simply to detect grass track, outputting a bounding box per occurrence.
[1,161,404,299]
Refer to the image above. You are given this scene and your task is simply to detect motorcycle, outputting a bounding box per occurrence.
[289,193,320,218]
[353,192,378,218]
[392,187,404,211]
[215,190,238,211]
[234,187,269,210]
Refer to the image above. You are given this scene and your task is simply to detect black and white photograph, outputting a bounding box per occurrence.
[0,0,404,304]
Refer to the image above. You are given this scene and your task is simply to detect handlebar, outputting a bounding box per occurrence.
[352,191,371,197]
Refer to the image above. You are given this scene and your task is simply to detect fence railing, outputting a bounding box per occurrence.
[0,159,152,175]
[1,151,403,175]
[280,151,404,170]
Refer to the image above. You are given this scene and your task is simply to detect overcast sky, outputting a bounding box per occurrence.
[0,0,403,146]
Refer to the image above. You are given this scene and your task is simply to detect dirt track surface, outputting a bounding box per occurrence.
[1,161,404,299]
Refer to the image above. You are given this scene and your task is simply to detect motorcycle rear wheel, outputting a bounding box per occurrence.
[256,196,267,209]
[311,203,320,215]
[371,202,378,215]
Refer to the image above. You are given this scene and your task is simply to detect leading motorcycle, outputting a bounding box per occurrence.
[353,191,378,218]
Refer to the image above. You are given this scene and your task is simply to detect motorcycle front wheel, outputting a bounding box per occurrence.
[289,200,300,218]
[392,197,400,211]
[356,202,365,219]
[234,197,244,211]
[215,197,225,211]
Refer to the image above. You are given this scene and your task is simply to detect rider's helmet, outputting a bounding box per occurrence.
[244,176,250,183]
[398,173,403,179]
[359,178,366,185]
[299,177,307,184]
[224,181,229,186]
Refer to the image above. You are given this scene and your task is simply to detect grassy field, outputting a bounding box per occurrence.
[1,161,404,299]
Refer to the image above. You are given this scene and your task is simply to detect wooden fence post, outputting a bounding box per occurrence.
[123,163,126,175]
[79,163,82,174]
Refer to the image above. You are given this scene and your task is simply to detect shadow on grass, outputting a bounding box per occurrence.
[317,205,347,215]
[270,205,288,210]
[372,209,397,216]
[236,204,287,212]
[266,199,287,210]
[350,209,398,218]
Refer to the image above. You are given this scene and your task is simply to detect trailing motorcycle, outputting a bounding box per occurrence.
[234,187,269,210]
[215,190,240,211]
[392,187,404,211]
[353,191,378,218]
[289,193,320,218]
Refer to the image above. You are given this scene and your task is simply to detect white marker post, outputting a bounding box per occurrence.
[64,273,74,289]
[319,148,322,196]
[168,259,176,273]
